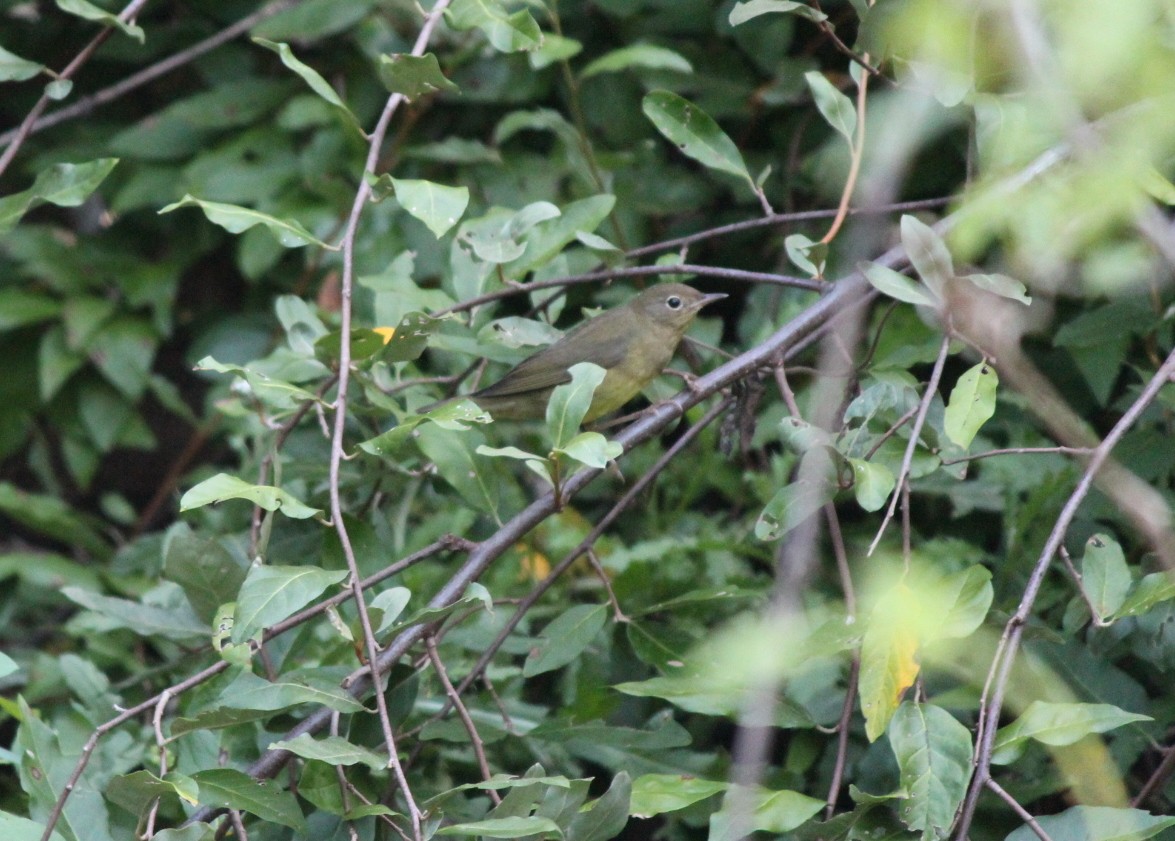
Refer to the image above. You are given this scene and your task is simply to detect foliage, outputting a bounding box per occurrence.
[2,1,1175,840]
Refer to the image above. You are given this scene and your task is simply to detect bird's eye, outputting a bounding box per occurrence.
[666,295,683,309]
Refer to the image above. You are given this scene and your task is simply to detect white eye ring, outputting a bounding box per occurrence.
[666,295,683,309]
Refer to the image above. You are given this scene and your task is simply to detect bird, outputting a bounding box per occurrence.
[466,283,726,422]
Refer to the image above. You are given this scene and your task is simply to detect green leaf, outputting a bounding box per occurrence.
[179,473,321,519]
[379,311,444,362]
[253,39,362,134]
[446,0,543,53]
[106,771,199,815]
[935,566,993,640]
[528,33,582,69]
[479,316,563,349]
[437,816,563,837]
[576,231,621,253]
[217,670,366,713]
[804,71,856,143]
[476,444,549,483]
[371,586,412,634]
[943,362,998,449]
[547,362,607,447]
[567,772,631,841]
[358,400,491,458]
[729,0,827,26]
[62,586,208,641]
[0,812,66,841]
[580,44,692,78]
[1116,572,1175,618]
[159,195,333,249]
[388,583,492,635]
[756,451,838,540]
[848,458,895,512]
[961,271,1032,305]
[195,356,326,409]
[0,481,109,557]
[505,194,615,277]
[417,424,499,515]
[162,523,247,623]
[44,78,72,99]
[785,233,827,278]
[1005,806,1175,841]
[146,827,214,841]
[642,90,752,185]
[88,315,157,399]
[901,216,954,299]
[555,431,623,470]
[232,564,348,641]
[269,734,386,769]
[992,701,1151,765]
[391,178,470,238]
[860,261,938,307]
[523,603,609,677]
[1082,533,1131,620]
[0,46,44,81]
[888,702,973,839]
[192,769,306,832]
[0,551,100,591]
[0,158,118,234]
[630,775,727,818]
[55,0,144,42]
[377,52,460,98]
[0,290,60,331]
[1142,167,1175,205]
[710,787,825,838]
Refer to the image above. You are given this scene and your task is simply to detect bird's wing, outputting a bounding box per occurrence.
[473,312,631,398]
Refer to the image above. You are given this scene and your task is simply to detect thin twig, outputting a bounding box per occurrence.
[423,635,501,805]
[1132,743,1175,808]
[940,445,1093,465]
[868,333,952,555]
[985,779,1056,841]
[0,0,153,177]
[861,404,918,461]
[0,1,295,149]
[1056,546,1111,628]
[825,654,860,818]
[586,549,628,622]
[326,3,453,837]
[820,53,873,244]
[809,0,882,77]
[433,263,824,317]
[623,198,951,259]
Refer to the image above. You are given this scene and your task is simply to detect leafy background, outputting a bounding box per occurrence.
[2,0,1175,840]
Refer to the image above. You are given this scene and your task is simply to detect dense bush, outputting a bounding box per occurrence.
[2,1,1175,840]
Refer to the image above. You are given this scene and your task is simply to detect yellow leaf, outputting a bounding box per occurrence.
[860,582,923,741]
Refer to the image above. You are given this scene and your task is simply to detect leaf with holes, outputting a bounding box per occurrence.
[642,90,752,185]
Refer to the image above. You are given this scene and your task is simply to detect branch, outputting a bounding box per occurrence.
[0,1,295,150]
[0,0,153,178]
[326,2,454,836]
[432,263,824,317]
[953,346,1175,839]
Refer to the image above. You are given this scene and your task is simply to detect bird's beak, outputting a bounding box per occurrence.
[694,292,728,310]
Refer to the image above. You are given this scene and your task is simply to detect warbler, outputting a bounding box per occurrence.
[467,283,726,422]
